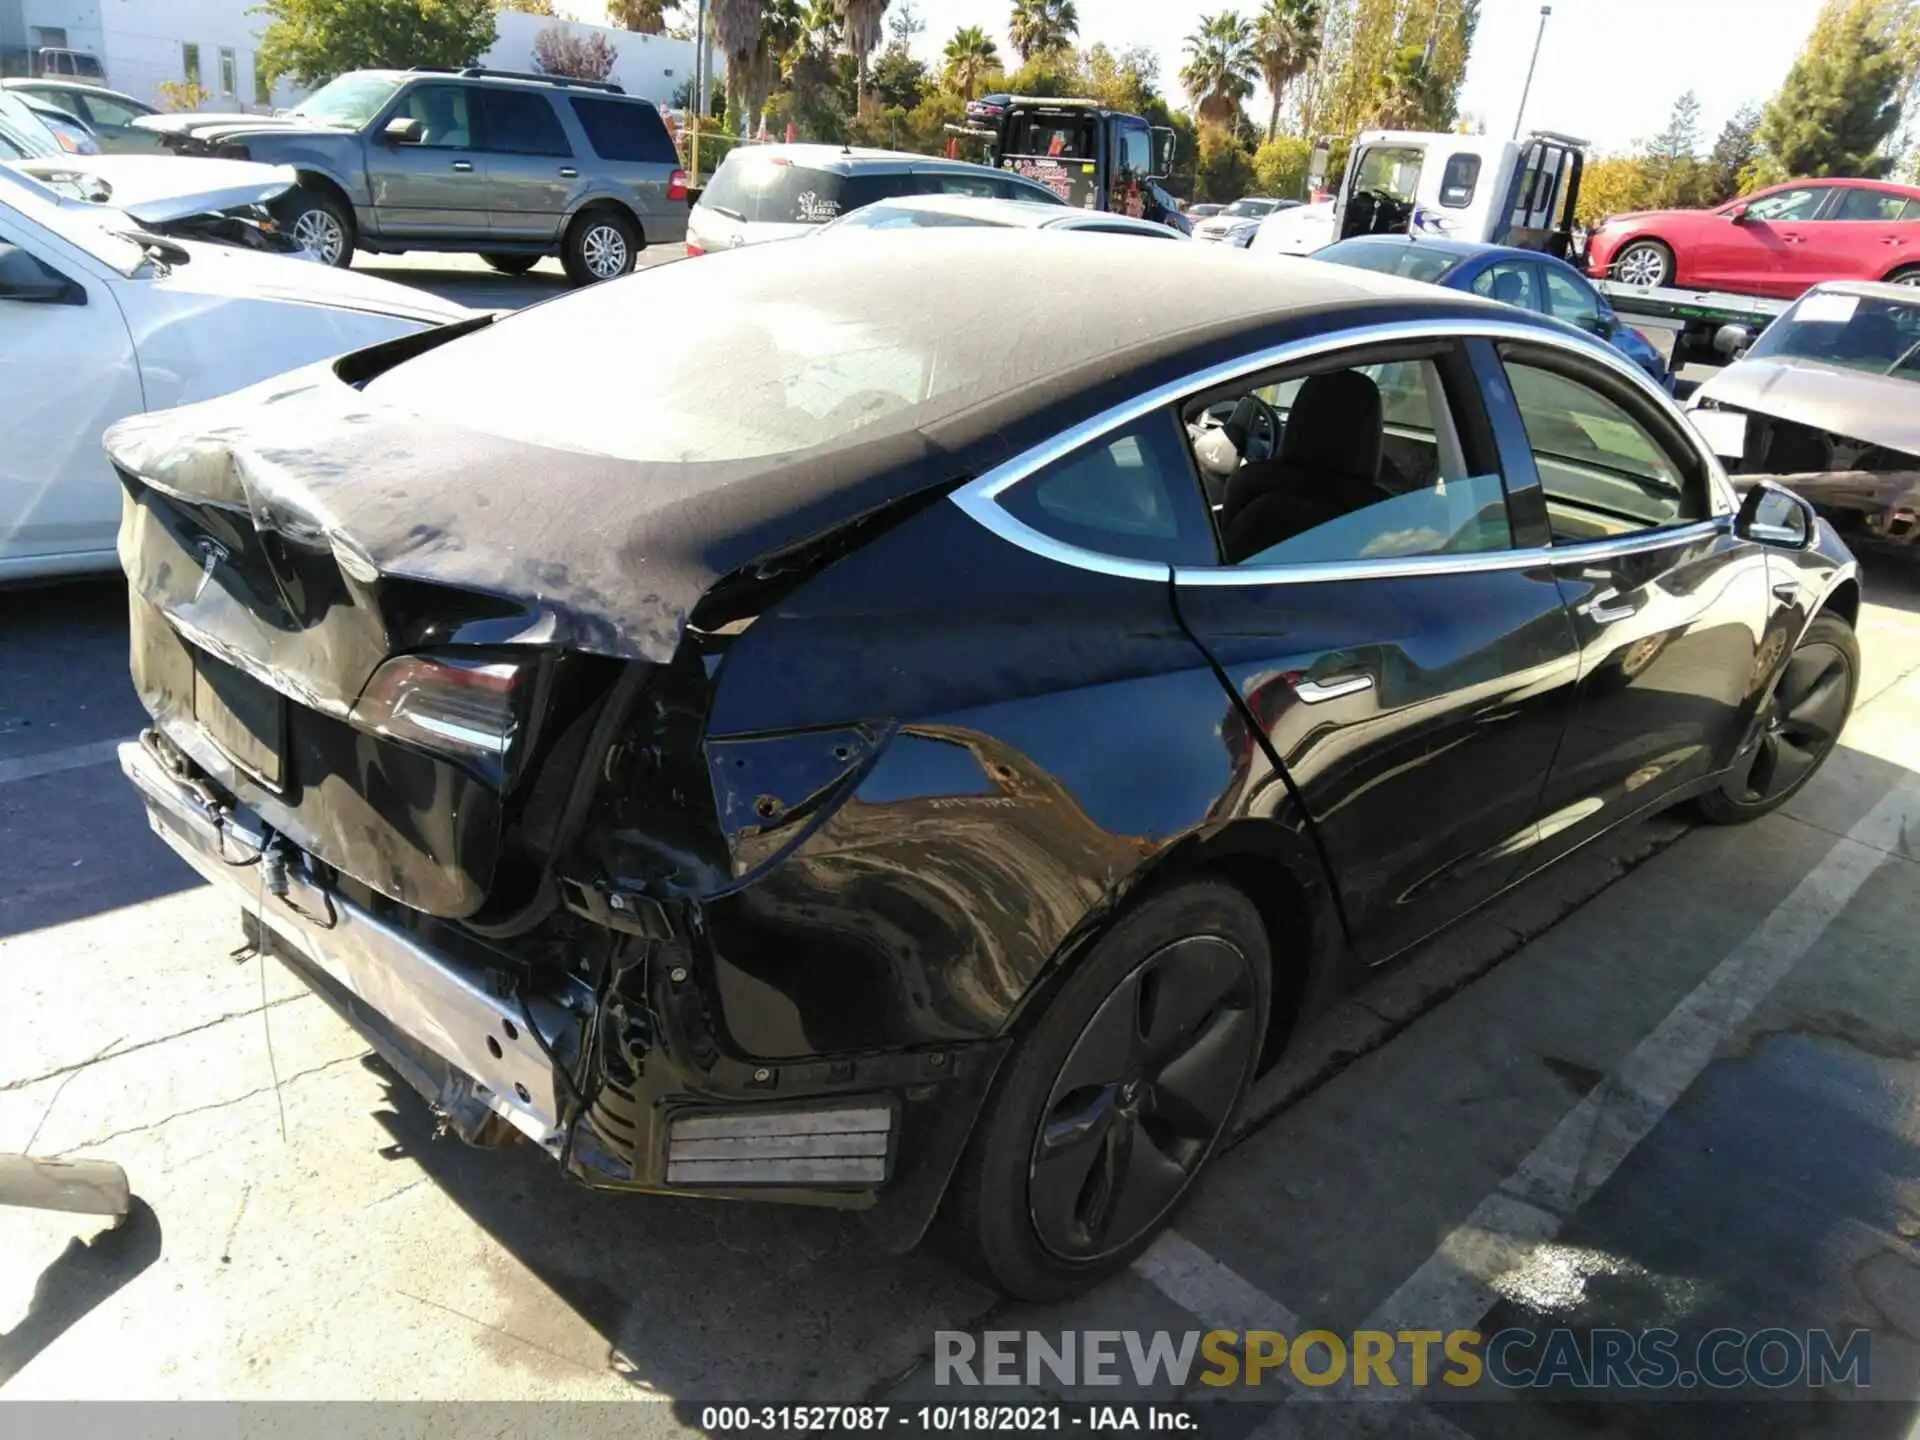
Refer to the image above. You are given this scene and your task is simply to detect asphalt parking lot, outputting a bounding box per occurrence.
[354,245,688,311]
[3,259,1918,1432]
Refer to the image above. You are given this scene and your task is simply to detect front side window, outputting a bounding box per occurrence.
[397,84,472,150]
[1832,188,1916,223]
[1472,260,1542,310]
[1439,153,1481,208]
[1192,351,1513,567]
[1742,186,1828,223]
[1118,122,1152,180]
[26,87,83,118]
[996,414,1216,567]
[81,93,149,127]
[1540,265,1602,331]
[477,89,571,157]
[1502,355,1703,539]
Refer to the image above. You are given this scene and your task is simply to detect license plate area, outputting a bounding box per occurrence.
[192,651,286,789]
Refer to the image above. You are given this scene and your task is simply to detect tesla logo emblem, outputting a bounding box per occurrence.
[193,537,229,601]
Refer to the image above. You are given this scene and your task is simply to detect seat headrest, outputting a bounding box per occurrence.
[1490,270,1526,305]
[1278,370,1384,484]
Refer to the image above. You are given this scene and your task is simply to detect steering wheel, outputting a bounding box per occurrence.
[1236,395,1283,463]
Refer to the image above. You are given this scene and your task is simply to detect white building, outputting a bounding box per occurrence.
[0,0,710,114]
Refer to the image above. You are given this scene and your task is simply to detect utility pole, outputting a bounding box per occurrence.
[691,0,708,183]
[1512,4,1551,140]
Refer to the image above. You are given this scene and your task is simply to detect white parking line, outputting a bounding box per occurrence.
[0,738,122,786]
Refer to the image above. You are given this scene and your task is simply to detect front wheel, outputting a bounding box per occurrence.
[1611,239,1673,289]
[561,208,638,285]
[1693,613,1857,824]
[278,187,355,268]
[949,880,1271,1300]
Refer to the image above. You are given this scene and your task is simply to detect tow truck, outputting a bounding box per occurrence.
[1315,127,1783,370]
[946,94,1184,231]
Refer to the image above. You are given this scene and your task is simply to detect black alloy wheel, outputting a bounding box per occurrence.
[950,880,1270,1300]
[1696,613,1857,823]
[1029,935,1261,1261]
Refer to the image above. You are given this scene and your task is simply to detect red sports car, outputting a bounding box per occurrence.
[1585,177,1920,298]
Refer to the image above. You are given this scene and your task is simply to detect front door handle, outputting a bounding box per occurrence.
[1582,591,1639,624]
[452,160,474,172]
[1294,674,1374,704]
[558,166,578,178]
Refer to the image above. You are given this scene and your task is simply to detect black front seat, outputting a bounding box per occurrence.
[1220,371,1386,563]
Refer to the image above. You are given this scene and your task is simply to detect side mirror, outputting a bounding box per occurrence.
[1149,126,1175,181]
[0,243,84,305]
[1736,479,1817,550]
[1306,140,1330,197]
[381,116,422,145]
[1714,323,1753,359]
[1726,202,1749,224]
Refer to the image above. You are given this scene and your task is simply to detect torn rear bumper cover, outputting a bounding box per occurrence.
[120,735,1005,1247]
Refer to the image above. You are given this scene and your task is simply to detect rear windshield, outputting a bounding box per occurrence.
[1316,238,1457,283]
[569,96,677,164]
[700,156,910,224]
[1746,290,1920,380]
[1221,199,1278,218]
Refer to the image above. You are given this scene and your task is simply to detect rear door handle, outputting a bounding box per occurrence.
[452,160,474,172]
[1294,674,1374,704]
[558,167,578,178]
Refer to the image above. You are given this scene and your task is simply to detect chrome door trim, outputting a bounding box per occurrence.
[949,314,1741,586]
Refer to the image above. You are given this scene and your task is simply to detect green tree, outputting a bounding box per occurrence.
[1640,90,1716,206]
[942,25,999,99]
[606,0,670,31]
[869,41,927,109]
[711,0,765,137]
[1008,0,1079,61]
[1753,0,1918,180]
[1705,101,1763,201]
[1181,11,1258,131]
[258,0,498,86]
[498,0,555,15]
[1252,133,1313,195]
[1082,42,1158,113]
[1254,0,1320,142]
[1195,126,1255,200]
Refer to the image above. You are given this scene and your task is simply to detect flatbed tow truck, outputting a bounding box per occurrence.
[1589,279,1791,370]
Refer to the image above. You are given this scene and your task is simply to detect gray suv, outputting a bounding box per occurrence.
[138,67,688,284]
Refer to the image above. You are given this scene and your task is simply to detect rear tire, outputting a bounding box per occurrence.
[1888,264,1920,287]
[1611,238,1674,289]
[277,186,355,268]
[948,879,1271,1301]
[1692,613,1857,825]
[482,252,540,276]
[561,207,639,285]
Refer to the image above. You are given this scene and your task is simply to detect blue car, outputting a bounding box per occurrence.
[1311,235,1673,389]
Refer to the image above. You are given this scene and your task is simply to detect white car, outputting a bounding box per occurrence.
[1,168,470,582]
[1250,199,1336,257]
[817,193,1187,240]
[1192,196,1289,247]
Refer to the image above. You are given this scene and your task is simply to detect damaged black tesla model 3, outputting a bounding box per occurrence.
[110,231,1861,1299]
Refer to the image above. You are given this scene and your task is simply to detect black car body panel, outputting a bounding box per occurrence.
[108,232,1861,1254]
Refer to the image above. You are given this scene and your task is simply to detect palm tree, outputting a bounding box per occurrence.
[711,0,765,137]
[942,25,1000,99]
[835,0,890,115]
[1008,0,1079,62]
[1254,0,1320,142]
[1180,11,1257,132]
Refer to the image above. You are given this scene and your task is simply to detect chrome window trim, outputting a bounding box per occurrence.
[949,314,1738,586]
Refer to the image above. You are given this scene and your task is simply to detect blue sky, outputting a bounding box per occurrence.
[898,0,1833,155]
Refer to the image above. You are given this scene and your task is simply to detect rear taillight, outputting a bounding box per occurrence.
[352,653,529,771]
[668,167,689,202]
[684,240,705,257]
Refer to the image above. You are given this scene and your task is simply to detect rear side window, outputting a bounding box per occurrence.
[477,88,571,157]
[1439,153,1481,208]
[569,96,677,164]
[996,413,1216,566]
[700,158,909,224]
[1831,188,1917,222]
